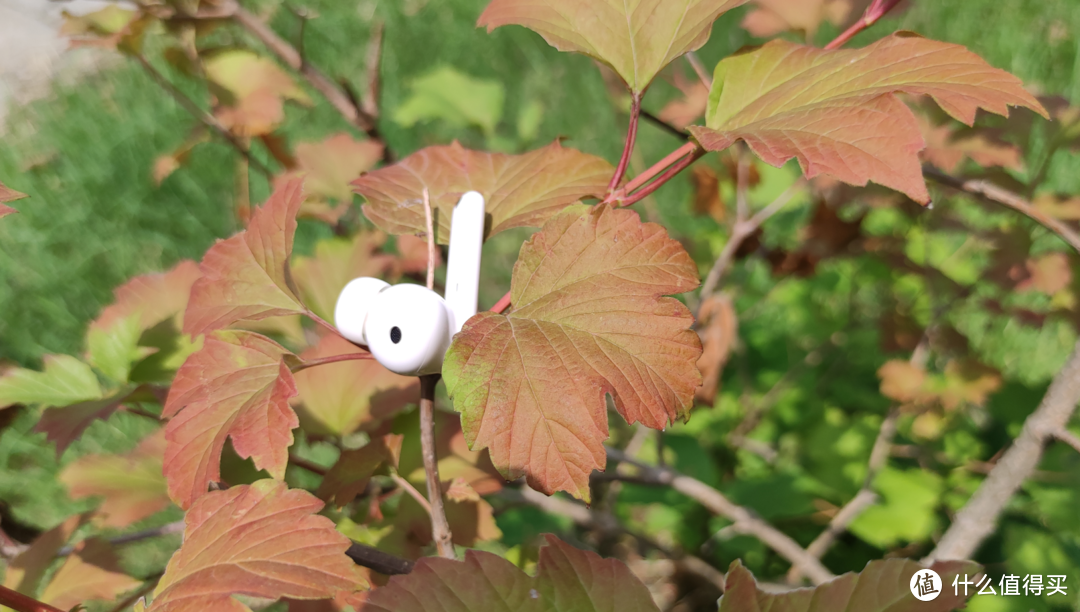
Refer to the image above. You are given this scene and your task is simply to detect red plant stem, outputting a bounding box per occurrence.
[291,352,373,373]
[617,142,699,200]
[491,291,512,314]
[608,94,642,193]
[621,147,707,207]
[0,586,66,612]
[418,374,455,558]
[824,0,903,50]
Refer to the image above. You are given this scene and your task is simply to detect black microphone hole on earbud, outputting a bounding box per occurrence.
[390,326,402,344]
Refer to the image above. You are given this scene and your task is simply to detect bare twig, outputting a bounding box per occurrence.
[503,487,727,592]
[684,51,713,88]
[423,188,436,291]
[361,20,384,120]
[390,472,432,515]
[621,146,706,207]
[56,522,184,557]
[223,0,382,141]
[1052,427,1080,454]
[490,291,512,314]
[134,54,273,178]
[288,452,328,476]
[697,179,806,307]
[291,351,374,373]
[924,338,1080,563]
[608,142,699,204]
[418,375,455,558]
[606,447,835,584]
[924,166,1080,255]
[0,586,66,612]
[640,109,686,139]
[609,94,643,193]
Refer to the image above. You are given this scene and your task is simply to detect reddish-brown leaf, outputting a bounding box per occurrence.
[351,534,658,611]
[292,334,417,436]
[2,514,85,596]
[719,558,979,612]
[443,204,702,501]
[353,141,614,244]
[136,480,362,612]
[35,389,130,457]
[0,180,28,204]
[935,360,1001,410]
[163,331,299,509]
[1016,252,1072,295]
[317,434,403,507]
[205,51,311,137]
[658,72,710,130]
[1034,193,1080,221]
[878,360,926,403]
[918,116,1022,173]
[741,0,872,38]
[689,33,1047,203]
[92,260,201,334]
[39,539,141,610]
[477,0,747,94]
[60,429,170,527]
[0,203,15,218]
[291,232,397,323]
[295,133,384,202]
[185,178,308,337]
[689,165,725,222]
[695,294,738,406]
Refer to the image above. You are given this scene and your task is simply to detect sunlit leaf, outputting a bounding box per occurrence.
[351,534,658,611]
[185,178,308,337]
[291,232,397,323]
[135,480,363,612]
[39,539,141,610]
[877,360,926,403]
[292,334,417,437]
[60,429,170,527]
[444,204,702,501]
[393,66,506,136]
[477,0,749,94]
[205,50,311,136]
[354,141,614,244]
[163,331,299,509]
[0,355,102,409]
[688,33,1047,203]
[848,468,943,548]
[294,133,385,201]
[719,557,978,612]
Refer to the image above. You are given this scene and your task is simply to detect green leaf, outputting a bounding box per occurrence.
[478,0,748,94]
[87,314,154,383]
[849,467,943,548]
[444,204,702,501]
[719,558,980,612]
[0,355,102,409]
[392,66,506,137]
[350,534,659,611]
[354,141,615,244]
[688,33,1047,203]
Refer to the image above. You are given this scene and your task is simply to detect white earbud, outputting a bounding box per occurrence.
[332,192,486,376]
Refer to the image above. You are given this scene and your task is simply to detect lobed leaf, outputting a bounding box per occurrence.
[61,429,170,527]
[292,334,417,436]
[136,480,362,612]
[0,180,26,217]
[443,204,701,501]
[477,0,748,94]
[291,232,397,323]
[38,539,141,611]
[317,434,402,507]
[688,33,1048,203]
[35,388,134,457]
[163,331,299,509]
[352,534,658,611]
[1,514,85,596]
[719,557,979,612]
[205,50,311,136]
[185,178,308,337]
[294,133,385,202]
[353,141,614,244]
[393,66,506,136]
[0,354,102,409]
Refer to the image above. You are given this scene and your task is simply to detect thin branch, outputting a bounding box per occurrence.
[924,166,1080,255]
[291,351,373,373]
[606,447,835,584]
[502,487,727,593]
[134,54,273,179]
[608,94,643,193]
[621,146,706,207]
[924,337,1080,563]
[390,472,432,515]
[491,291,512,314]
[697,179,806,306]
[345,541,415,575]
[0,586,66,612]
[361,20,384,120]
[224,0,382,141]
[1052,427,1080,454]
[824,0,904,50]
[640,109,686,139]
[288,452,328,476]
[614,142,699,202]
[305,309,351,340]
[57,522,185,557]
[684,51,713,88]
[423,188,436,291]
[418,374,455,558]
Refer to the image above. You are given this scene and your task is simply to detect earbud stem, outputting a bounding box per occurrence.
[444,191,485,333]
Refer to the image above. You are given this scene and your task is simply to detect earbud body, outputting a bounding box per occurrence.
[332,191,486,377]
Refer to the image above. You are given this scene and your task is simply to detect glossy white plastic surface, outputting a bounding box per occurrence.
[364,283,452,376]
[333,277,391,344]
[444,191,485,333]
